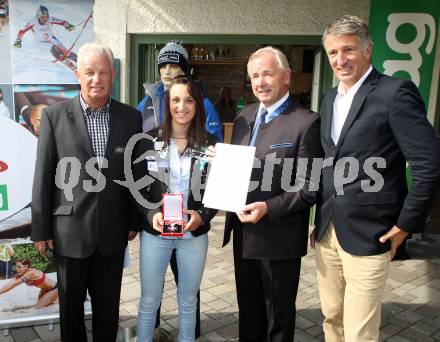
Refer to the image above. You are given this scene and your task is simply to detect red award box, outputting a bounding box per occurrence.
[162,193,184,237]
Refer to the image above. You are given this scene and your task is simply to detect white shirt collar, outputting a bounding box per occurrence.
[259,91,290,114]
[337,65,373,96]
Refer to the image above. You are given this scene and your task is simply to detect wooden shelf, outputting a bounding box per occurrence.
[189,59,247,65]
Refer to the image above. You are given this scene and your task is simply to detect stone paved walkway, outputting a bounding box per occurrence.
[2,212,440,341]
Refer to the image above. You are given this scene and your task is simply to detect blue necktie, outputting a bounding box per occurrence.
[249,108,268,146]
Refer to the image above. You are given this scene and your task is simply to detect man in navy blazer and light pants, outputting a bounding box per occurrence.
[312,15,440,342]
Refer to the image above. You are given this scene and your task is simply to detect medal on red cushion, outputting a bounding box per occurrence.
[162,193,184,237]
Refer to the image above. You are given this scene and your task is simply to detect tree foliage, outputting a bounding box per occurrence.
[11,243,56,273]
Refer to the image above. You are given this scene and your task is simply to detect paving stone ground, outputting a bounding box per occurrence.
[2,212,440,341]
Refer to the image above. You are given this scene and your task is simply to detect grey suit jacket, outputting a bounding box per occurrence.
[223,97,323,259]
[31,95,143,258]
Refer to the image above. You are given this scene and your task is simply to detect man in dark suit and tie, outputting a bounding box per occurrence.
[223,47,323,341]
[311,15,440,342]
[31,43,143,342]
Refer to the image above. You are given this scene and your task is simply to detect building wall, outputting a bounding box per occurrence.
[93,0,370,101]
[125,0,370,34]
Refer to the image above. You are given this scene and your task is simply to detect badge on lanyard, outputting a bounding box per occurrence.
[159,149,168,159]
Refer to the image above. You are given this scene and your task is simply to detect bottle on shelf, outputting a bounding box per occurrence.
[236,96,246,114]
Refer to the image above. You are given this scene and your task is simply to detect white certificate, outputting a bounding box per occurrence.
[203,143,256,212]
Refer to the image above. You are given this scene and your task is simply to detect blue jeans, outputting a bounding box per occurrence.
[137,231,208,342]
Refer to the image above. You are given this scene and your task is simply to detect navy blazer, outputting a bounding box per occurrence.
[223,98,323,259]
[315,68,440,256]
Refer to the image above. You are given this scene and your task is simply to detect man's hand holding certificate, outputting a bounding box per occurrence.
[237,201,268,224]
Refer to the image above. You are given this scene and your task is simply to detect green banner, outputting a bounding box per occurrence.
[0,185,8,211]
[369,0,440,106]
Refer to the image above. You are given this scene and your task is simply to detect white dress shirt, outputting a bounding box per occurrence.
[331,66,372,144]
[257,91,290,124]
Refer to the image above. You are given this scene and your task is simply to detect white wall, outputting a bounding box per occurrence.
[126,0,370,34]
[93,0,370,101]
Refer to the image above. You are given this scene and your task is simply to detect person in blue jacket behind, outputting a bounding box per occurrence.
[137,40,221,341]
[137,40,223,142]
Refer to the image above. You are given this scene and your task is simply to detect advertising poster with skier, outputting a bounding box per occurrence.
[9,0,94,84]
[0,84,86,328]
[0,0,94,329]
[0,0,12,83]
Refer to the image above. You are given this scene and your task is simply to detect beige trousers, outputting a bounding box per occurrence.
[315,223,390,342]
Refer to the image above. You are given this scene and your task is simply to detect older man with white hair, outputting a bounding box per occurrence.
[223,46,322,341]
[31,42,143,342]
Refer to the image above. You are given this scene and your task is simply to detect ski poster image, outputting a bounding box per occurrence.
[0,240,91,327]
[0,0,12,83]
[9,0,94,84]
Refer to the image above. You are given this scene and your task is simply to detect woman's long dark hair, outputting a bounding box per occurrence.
[162,76,207,148]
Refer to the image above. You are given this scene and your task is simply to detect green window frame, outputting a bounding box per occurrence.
[111,59,121,101]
